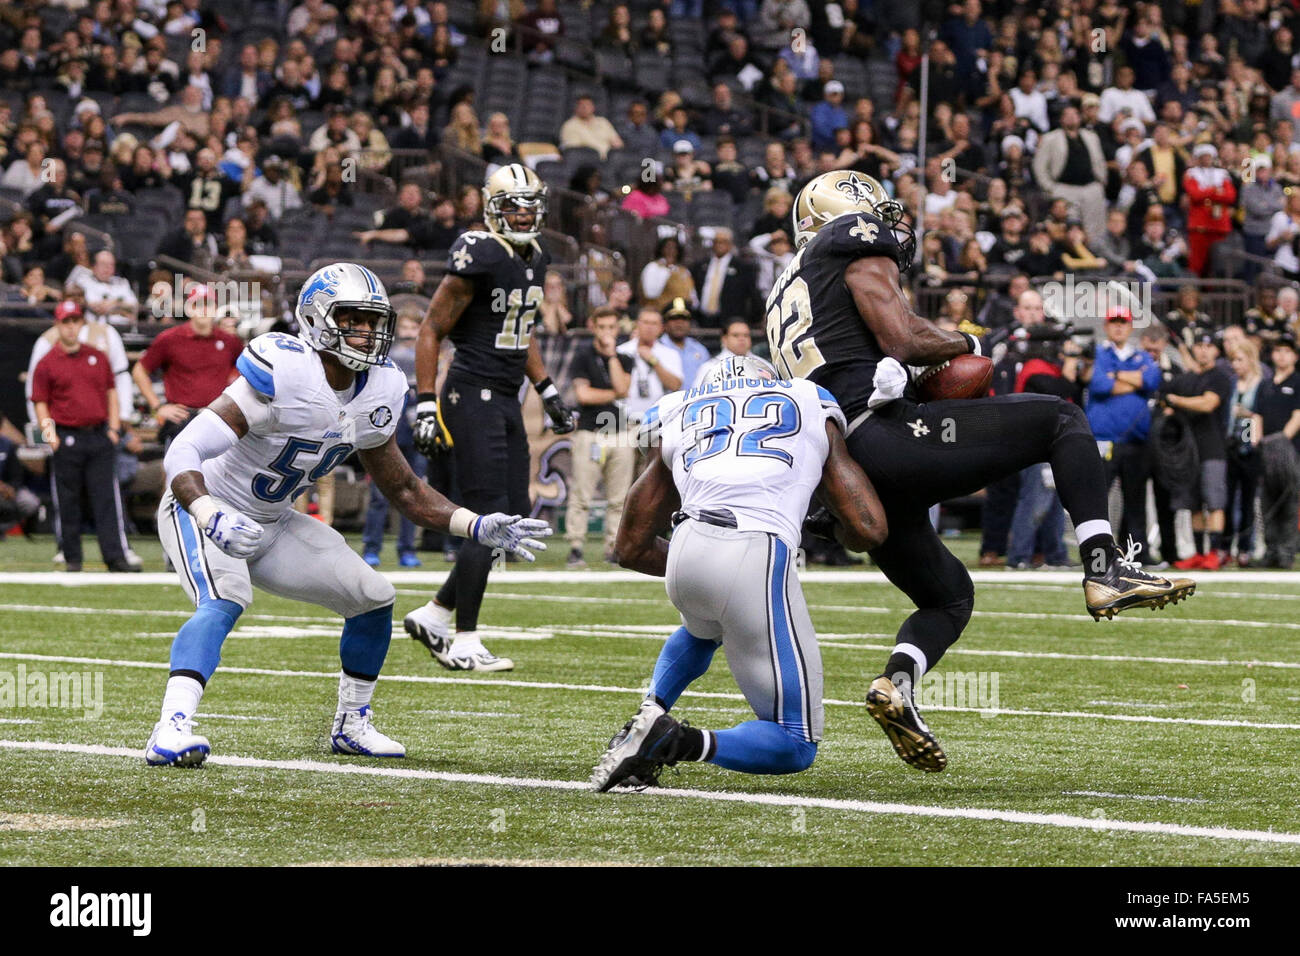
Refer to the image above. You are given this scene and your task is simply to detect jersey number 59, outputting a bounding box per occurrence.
[766,277,826,379]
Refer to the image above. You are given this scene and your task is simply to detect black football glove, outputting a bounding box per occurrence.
[537,378,577,434]
[803,505,838,542]
[413,395,453,455]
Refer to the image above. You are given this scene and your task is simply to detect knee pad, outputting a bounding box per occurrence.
[943,591,975,637]
[1055,399,1093,443]
[355,567,397,615]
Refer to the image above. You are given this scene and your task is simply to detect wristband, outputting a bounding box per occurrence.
[415,400,439,417]
[448,506,479,539]
[960,332,982,356]
[188,494,217,528]
[417,392,438,404]
[535,377,558,400]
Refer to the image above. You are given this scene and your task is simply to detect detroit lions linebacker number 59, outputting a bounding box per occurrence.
[145,262,550,768]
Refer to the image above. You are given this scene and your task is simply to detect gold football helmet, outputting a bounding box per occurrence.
[483,163,548,245]
[792,170,915,268]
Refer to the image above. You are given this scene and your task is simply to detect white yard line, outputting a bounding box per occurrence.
[1,650,1296,731]
[815,640,1300,670]
[195,713,276,722]
[1,738,1295,847]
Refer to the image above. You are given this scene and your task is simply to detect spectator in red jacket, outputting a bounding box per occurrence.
[1183,143,1238,276]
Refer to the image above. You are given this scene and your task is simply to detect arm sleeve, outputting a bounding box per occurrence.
[814,383,847,433]
[163,407,240,488]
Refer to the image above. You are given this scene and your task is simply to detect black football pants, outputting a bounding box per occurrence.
[434,375,532,632]
[847,394,1106,672]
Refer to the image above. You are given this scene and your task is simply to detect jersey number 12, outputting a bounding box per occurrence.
[494,285,543,350]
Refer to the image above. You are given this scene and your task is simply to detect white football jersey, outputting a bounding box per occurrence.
[205,332,407,523]
[649,376,846,549]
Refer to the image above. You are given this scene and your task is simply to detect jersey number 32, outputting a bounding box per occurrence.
[765,277,825,380]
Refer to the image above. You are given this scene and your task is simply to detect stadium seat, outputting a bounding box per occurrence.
[688,191,735,228]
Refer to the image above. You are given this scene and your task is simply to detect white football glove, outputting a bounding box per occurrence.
[868,357,910,409]
[188,495,264,559]
[472,513,552,562]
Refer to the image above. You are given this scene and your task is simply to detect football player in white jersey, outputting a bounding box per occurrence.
[590,355,887,791]
[146,263,550,767]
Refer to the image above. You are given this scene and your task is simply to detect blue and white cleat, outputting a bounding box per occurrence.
[145,712,210,767]
[331,705,406,757]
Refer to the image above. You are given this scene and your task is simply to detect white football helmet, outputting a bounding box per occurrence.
[703,353,780,389]
[295,263,396,371]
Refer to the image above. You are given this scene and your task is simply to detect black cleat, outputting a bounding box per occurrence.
[1084,542,1195,621]
[590,701,690,792]
[866,676,947,772]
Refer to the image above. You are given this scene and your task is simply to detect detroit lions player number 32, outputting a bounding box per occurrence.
[145,263,550,768]
[590,355,887,791]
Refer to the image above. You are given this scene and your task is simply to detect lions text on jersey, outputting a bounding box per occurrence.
[648,376,846,549]
[212,331,408,523]
[764,211,900,423]
[444,230,549,391]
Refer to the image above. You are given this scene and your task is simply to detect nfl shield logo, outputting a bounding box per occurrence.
[481,389,491,401]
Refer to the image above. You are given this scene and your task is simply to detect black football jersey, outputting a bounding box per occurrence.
[443,230,549,392]
[764,211,901,422]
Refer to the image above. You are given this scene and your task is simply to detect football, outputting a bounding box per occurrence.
[915,353,994,401]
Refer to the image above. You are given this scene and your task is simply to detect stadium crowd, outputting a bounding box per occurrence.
[1,0,1300,570]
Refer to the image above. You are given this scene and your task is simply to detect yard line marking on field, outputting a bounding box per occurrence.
[1064,790,1210,805]
[2,651,1297,731]
[8,569,1300,586]
[0,718,37,725]
[413,710,516,718]
[195,712,276,722]
[2,738,1296,847]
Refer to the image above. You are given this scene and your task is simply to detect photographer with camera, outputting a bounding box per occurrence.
[1005,314,1091,569]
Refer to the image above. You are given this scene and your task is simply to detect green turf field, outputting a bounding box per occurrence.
[2,534,1299,866]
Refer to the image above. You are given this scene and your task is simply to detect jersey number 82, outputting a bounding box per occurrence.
[765,277,825,380]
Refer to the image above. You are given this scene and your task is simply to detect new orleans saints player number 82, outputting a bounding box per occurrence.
[765,273,825,379]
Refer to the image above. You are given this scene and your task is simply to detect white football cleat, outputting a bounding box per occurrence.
[404,602,454,668]
[447,646,515,672]
[331,705,406,757]
[145,712,210,767]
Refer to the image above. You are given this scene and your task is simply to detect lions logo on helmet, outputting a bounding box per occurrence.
[295,263,396,371]
[484,163,548,245]
[792,170,916,269]
[704,353,780,389]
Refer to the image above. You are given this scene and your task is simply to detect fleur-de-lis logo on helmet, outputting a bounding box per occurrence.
[834,173,876,203]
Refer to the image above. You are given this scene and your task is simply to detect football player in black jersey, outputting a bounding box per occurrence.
[771,170,1195,772]
[404,164,576,671]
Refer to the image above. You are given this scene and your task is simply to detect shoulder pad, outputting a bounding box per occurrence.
[237,332,310,398]
[811,211,900,262]
[448,231,509,275]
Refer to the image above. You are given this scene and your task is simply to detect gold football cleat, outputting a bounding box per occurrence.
[866,676,947,772]
[1084,543,1196,620]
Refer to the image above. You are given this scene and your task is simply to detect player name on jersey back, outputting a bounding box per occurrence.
[651,377,846,549]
